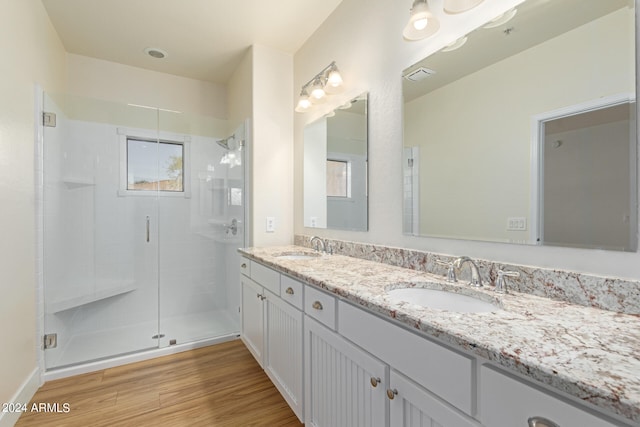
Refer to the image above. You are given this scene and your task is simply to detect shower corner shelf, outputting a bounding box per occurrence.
[62,177,95,189]
[46,281,136,314]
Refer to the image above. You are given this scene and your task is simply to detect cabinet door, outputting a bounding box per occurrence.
[305,316,387,427]
[389,370,479,427]
[264,290,304,422]
[241,277,265,367]
[480,365,620,427]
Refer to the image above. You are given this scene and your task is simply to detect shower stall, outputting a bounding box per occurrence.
[40,92,247,372]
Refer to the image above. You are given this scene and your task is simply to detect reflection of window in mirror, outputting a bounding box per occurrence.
[326,159,351,198]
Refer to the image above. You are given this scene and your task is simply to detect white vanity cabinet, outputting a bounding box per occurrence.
[480,365,622,427]
[339,301,480,427]
[240,276,265,366]
[240,257,634,427]
[239,258,304,421]
[304,315,387,427]
[389,370,480,427]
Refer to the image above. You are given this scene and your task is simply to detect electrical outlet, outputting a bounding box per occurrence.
[266,216,275,233]
[310,217,317,227]
[507,217,527,231]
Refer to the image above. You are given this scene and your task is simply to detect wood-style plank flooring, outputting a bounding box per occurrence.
[16,339,302,426]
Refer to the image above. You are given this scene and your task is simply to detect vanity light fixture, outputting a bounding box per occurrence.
[443,0,484,14]
[403,0,440,41]
[295,61,344,113]
[483,7,518,29]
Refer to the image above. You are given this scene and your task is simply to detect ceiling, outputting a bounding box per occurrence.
[41,0,343,84]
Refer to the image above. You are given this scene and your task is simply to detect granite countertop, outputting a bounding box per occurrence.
[239,245,640,425]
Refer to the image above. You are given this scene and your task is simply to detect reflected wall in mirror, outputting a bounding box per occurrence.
[304,93,368,231]
[402,0,637,251]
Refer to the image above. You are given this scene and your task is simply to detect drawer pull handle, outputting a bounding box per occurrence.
[285,287,295,295]
[528,417,560,427]
[241,263,247,268]
[386,389,397,400]
[370,377,381,388]
[312,301,323,310]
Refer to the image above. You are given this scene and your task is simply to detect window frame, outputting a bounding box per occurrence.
[326,157,352,199]
[118,127,191,198]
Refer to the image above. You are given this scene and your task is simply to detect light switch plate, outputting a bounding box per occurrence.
[266,216,275,232]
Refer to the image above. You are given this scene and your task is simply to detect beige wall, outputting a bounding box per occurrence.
[0,0,67,408]
[251,45,294,247]
[294,0,640,280]
[66,54,228,120]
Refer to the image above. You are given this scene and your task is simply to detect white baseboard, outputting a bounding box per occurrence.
[0,368,40,427]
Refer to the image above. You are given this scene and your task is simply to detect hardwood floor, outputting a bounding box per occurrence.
[16,339,303,426]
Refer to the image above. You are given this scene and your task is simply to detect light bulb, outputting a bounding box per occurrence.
[309,77,326,103]
[403,0,439,41]
[413,17,428,30]
[295,89,312,113]
[327,69,343,88]
[311,87,325,100]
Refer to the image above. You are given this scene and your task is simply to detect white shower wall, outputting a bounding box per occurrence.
[43,97,243,369]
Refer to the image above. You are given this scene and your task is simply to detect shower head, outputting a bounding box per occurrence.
[216,136,232,150]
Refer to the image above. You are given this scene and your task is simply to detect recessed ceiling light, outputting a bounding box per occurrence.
[144,47,168,59]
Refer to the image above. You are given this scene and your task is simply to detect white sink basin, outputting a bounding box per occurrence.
[386,288,501,313]
[275,252,321,260]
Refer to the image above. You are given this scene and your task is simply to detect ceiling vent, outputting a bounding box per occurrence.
[404,67,436,82]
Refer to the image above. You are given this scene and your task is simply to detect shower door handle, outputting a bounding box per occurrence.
[146,216,150,242]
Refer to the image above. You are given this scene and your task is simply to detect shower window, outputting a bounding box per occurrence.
[117,129,191,198]
[127,138,184,192]
[326,159,351,198]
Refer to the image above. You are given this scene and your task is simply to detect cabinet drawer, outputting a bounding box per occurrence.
[239,256,251,277]
[480,365,620,427]
[304,286,337,330]
[339,301,474,415]
[250,261,280,295]
[280,275,304,310]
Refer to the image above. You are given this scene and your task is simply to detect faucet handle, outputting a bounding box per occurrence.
[324,239,333,255]
[435,259,457,282]
[495,269,520,294]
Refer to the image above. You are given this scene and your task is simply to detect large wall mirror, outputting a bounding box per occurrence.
[402,0,637,251]
[304,93,368,231]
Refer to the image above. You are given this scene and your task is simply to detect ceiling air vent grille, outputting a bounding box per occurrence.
[404,67,436,82]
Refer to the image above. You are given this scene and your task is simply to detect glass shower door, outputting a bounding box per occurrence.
[156,112,245,347]
[42,94,161,369]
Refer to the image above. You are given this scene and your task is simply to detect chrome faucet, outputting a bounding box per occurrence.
[310,236,326,254]
[453,256,483,287]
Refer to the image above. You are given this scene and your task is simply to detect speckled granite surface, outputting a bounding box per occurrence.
[240,245,640,425]
[295,235,640,315]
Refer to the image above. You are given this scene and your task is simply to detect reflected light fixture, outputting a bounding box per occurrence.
[403,0,440,41]
[443,0,484,14]
[441,36,468,52]
[483,8,517,28]
[295,61,344,113]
